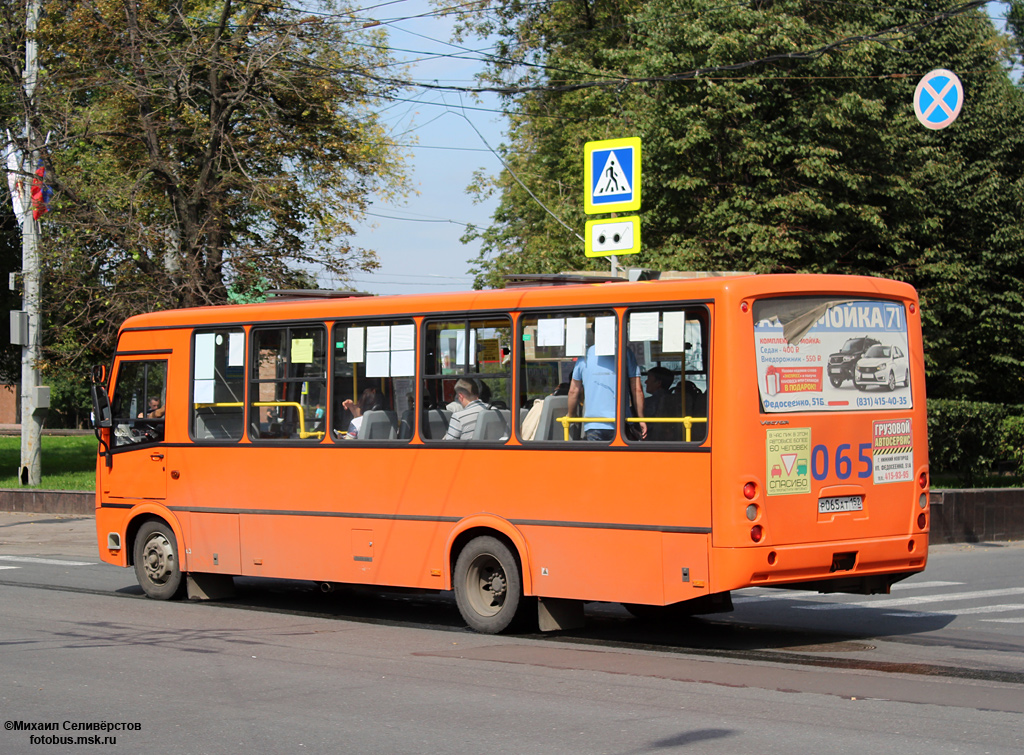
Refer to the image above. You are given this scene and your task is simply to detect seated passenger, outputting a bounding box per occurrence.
[342,387,385,440]
[645,367,680,441]
[443,378,487,440]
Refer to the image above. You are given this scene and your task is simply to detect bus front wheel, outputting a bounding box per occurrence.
[133,521,185,600]
[453,536,523,634]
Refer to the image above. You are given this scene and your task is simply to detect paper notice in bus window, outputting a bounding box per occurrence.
[367,326,390,352]
[629,311,659,342]
[537,318,565,347]
[566,317,587,356]
[194,378,215,404]
[595,316,616,356]
[194,333,216,379]
[347,327,365,363]
[391,324,414,351]
[391,349,414,377]
[662,311,685,353]
[754,299,912,413]
[366,350,390,378]
[228,332,244,367]
[291,338,313,364]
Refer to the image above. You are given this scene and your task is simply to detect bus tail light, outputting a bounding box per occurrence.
[918,471,928,489]
[743,482,757,499]
[745,504,759,521]
[750,525,763,543]
[918,493,927,509]
[917,513,927,529]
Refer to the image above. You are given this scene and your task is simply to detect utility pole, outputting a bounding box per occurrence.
[19,0,47,485]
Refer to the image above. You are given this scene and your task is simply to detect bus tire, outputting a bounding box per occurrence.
[453,536,523,634]
[133,520,185,600]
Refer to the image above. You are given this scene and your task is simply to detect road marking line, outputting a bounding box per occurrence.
[981,618,1024,623]
[883,604,1024,618]
[890,580,962,591]
[734,581,964,605]
[0,556,95,566]
[0,565,20,570]
[793,587,1024,610]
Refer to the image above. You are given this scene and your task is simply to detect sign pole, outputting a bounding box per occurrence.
[19,0,45,486]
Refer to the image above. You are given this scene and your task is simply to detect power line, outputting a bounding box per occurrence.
[336,0,994,96]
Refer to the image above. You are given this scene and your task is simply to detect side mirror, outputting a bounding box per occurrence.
[91,364,107,385]
[90,384,112,429]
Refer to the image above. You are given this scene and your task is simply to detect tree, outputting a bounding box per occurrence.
[0,0,409,393]
[456,0,1024,403]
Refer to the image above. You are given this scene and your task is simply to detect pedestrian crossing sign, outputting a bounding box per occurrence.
[584,137,641,214]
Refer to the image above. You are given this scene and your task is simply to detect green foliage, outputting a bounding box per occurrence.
[226,277,271,305]
[927,399,1024,486]
[460,0,1024,404]
[44,370,92,429]
[1,0,410,387]
[999,413,1024,479]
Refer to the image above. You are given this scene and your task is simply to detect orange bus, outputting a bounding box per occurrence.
[90,274,930,633]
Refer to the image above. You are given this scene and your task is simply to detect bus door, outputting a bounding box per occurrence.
[104,359,169,501]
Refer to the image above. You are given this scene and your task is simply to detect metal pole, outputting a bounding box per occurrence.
[20,0,45,486]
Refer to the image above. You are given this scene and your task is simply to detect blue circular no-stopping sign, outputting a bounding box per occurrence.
[914,69,963,130]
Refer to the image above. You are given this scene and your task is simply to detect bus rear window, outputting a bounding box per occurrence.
[753,297,912,413]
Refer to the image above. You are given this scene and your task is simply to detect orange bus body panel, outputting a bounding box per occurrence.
[95,274,928,610]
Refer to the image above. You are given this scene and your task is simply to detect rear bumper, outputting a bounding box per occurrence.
[711,534,928,594]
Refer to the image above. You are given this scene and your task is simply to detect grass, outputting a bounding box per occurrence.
[0,435,97,491]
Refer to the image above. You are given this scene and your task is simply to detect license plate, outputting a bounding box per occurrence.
[818,495,863,514]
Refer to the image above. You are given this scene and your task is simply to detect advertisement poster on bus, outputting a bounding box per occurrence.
[755,300,912,413]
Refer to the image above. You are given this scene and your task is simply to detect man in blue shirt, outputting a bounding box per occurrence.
[566,346,646,441]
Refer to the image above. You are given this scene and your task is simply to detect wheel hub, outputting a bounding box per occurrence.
[485,570,506,602]
[142,535,173,584]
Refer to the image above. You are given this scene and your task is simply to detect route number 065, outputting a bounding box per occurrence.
[811,443,872,481]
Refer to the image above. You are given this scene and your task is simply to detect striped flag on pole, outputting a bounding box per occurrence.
[3,130,27,226]
[31,158,50,220]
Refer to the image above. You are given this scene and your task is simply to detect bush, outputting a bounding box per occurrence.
[999,414,1024,479]
[928,399,1024,486]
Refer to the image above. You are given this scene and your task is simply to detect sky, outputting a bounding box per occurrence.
[339,0,508,297]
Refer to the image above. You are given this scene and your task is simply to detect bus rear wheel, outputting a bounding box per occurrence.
[133,521,185,600]
[454,536,522,634]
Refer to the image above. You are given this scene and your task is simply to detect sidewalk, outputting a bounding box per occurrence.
[0,511,97,558]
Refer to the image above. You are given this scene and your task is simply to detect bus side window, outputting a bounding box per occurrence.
[110,360,167,447]
[422,316,511,443]
[331,320,416,442]
[250,326,327,441]
[625,307,709,444]
[192,329,245,441]
[518,311,615,442]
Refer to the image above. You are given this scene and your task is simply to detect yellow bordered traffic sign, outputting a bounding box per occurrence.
[585,216,640,257]
[584,137,641,214]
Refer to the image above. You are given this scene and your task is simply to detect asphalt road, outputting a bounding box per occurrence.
[0,512,1021,754]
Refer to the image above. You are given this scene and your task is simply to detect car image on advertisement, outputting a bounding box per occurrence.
[827,336,880,387]
[854,344,910,391]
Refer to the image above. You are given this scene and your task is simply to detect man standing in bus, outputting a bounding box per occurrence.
[444,378,488,440]
[567,346,646,441]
